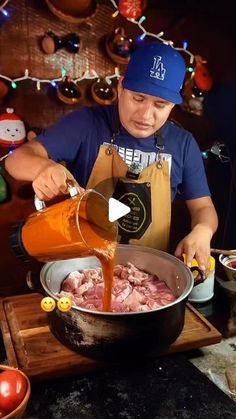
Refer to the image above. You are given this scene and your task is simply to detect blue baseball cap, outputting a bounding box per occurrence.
[122,42,186,104]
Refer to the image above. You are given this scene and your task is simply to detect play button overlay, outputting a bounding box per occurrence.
[108,197,131,222]
[82,176,150,245]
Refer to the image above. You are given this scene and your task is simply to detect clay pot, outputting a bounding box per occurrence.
[45,0,97,23]
[105,27,134,65]
[91,79,117,105]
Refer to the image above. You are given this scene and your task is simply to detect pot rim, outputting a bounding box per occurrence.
[40,244,194,316]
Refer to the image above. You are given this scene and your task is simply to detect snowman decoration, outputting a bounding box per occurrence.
[0,108,26,149]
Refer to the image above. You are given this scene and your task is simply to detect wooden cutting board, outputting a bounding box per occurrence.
[0,293,222,381]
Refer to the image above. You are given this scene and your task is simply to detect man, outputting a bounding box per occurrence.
[5,42,218,275]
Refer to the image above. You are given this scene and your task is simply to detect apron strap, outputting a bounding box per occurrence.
[154,132,165,169]
[111,106,120,144]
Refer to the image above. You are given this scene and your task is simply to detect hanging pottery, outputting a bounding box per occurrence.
[45,0,97,24]
[57,77,83,105]
[187,95,204,116]
[181,76,204,117]
[91,78,117,105]
[41,31,81,54]
[105,27,134,65]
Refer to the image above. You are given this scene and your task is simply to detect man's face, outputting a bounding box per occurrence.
[117,79,175,138]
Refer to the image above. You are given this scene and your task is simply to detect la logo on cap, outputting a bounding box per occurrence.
[150,55,166,80]
[108,198,130,222]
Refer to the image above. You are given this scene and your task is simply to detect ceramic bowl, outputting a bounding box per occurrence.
[219,254,236,281]
[0,364,31,419]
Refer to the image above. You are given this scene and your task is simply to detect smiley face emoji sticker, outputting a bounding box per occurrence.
[41,297,56,312]
[57,297,72,312]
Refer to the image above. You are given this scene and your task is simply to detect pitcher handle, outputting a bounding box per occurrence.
[34,181,80,211]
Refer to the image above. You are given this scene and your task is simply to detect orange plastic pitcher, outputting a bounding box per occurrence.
[11,186,118,262]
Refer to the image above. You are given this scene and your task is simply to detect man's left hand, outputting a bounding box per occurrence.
[174,225,213,277]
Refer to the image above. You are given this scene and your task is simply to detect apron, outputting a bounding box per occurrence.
[86,126,171,251]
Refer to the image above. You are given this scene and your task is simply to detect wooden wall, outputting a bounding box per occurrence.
[0,0,235,296]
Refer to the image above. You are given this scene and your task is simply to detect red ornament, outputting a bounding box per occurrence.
[194,62,213,92]
[118,0,146,20]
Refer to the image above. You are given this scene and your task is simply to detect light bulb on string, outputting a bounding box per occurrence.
[138,16,146,25]
[1,8,8,16]
[137,33,146,42]
[61,67,67,78]
[115,67,120,79]
[112,10,119,17]
[187,66,194,73]
[0,0,10,18]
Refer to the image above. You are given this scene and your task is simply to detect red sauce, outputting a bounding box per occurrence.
[97,247,116,311]
[226,260,236,269]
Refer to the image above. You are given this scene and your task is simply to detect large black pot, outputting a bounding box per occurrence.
[37,245,201,359]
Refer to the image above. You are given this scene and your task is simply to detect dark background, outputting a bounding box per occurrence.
[0,0,235,296]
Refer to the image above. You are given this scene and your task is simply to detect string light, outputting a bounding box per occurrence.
[108,0,196,63]
[0,0,10,17]
[61,67,67,78]
[112,10,119,18]
[0,150,13,162]
[0,1,204,90]
[202,142,230,163]
[138,33,146,41]
[0,67,120,91]
[138,16,146,25]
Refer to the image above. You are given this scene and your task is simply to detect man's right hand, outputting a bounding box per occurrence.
[5,139,82,201]
[32,161,80,201]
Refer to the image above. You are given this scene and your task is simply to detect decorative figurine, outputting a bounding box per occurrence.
[0,108,26,149]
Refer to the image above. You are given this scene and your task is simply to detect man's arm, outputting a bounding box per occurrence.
[174,196,218,275]
[5,140,78,200]
[5,140,51,180]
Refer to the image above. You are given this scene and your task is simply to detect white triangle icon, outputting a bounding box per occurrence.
[108,198,131,222]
